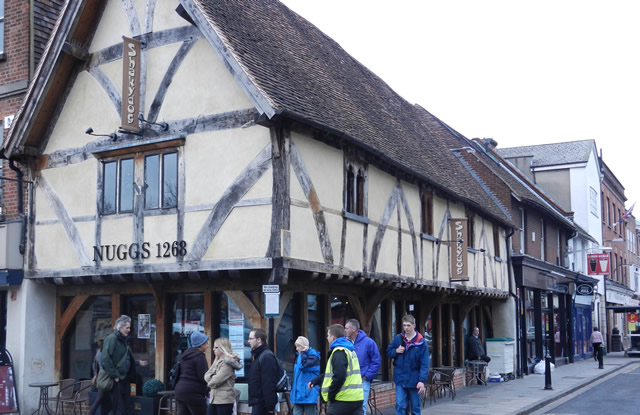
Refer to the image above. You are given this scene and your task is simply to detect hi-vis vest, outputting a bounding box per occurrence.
[321,346,364,402]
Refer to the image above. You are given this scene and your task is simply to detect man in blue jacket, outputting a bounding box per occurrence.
[386,315,429,415]
[345,319,381,415]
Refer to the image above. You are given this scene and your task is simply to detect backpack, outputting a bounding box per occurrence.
[259,351,290,392]
[168,359,181,390]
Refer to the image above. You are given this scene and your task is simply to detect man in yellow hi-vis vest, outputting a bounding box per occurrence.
[308,324,364,415]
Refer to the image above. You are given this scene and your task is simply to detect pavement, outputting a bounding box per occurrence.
[379,351,640,415]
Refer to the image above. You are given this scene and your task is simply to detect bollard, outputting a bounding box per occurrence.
[544,353,553,390]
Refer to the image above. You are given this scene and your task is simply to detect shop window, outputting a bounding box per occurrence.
[62,296,112,380]
[369,305,384,380]
[330,295,355,325]
[168,293,205,377]
[344,160,367,218]
[217,293,254,380]
[424,314,433,363]
[307,294,320,351]
[101,150,178,215]
[540,219,546,261]
[421,191,433,235]
[125,295,157,386]
[519,207,526,254]
[276,299,296,376]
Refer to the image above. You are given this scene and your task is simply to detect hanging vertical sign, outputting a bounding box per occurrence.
[121,36,141,133]
[449,218,468,281]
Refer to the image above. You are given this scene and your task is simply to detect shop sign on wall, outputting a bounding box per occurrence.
[449,218,468,281]
[121,36,141,133]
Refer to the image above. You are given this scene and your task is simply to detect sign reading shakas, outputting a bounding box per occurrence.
[449,218,468,281]
[93,241,187,262]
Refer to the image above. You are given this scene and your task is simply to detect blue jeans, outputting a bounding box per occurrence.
[361,380,371,415]
[395,386,420,415]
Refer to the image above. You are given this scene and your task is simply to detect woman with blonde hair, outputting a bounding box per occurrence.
[205,338,243,415]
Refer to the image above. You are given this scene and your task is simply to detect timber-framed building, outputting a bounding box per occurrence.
[2,1,516,411]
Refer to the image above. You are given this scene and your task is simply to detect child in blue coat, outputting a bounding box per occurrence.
[290,336,320,415]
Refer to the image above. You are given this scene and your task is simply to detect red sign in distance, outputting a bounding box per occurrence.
[586,253,610,275]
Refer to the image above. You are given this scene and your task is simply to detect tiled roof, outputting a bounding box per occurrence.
[191,0,511,224]
[496,139,595,167]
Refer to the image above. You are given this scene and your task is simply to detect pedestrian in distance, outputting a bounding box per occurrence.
[309,324,363,415]
[386,315,429,415]
[175,331,210,415]
[590,327,605,369]
[100,315,137,415]
[205,337,243,415]
[345,319,381,415]
[467,327,491,363]
[290,336,320,415]
[247,328,279,415]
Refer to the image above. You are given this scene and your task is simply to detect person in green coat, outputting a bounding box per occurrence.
[101,315,134,415]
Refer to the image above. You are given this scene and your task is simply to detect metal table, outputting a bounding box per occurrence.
[28,381,59,415]
[466,361,488,386]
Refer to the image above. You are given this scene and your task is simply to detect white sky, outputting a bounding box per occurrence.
[280,0,640,210]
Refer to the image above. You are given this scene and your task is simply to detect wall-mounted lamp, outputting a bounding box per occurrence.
[85,127,117,140]
[138,114,168,131]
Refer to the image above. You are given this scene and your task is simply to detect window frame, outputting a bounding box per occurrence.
[100,148,179,216]
[589,187,598,216]
[421,190,434,236]
[343,157,368,220]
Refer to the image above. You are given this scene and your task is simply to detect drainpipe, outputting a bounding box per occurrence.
[8,160,26,254]
[506,227,522,377]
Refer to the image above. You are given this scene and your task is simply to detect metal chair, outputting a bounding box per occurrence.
[51,379,75,415]
[432,367,456,400]
[70,380,92,415]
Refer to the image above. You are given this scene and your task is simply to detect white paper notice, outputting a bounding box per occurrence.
[265,292,280,316]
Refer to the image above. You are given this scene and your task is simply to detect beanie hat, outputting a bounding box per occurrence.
[191,331,209,348]
[295,336,310,351]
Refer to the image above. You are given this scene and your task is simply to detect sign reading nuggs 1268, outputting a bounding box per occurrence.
[449,218,468,281]
[121,36,141,133]
[93,241,187,262]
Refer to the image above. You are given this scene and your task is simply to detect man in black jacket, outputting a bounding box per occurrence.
[467,327,491,362]
[248,328,278,415]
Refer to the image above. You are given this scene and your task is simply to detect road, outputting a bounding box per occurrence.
[533,363,640,414]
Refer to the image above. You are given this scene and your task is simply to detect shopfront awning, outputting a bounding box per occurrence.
[0,270,24,286]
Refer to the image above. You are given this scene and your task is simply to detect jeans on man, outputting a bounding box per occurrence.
[361,379,371,415]
[394,386,420,415]
[293,404,317,415]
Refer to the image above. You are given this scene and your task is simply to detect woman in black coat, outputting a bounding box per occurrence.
[175,331,210,415]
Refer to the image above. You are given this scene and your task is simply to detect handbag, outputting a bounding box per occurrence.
[96,345,131,391]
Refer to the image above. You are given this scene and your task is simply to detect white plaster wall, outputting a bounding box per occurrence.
[400,232,417,278]
[205,205,271,259]
[290,133,343,210]
[143,42,183,116]
[421,241,435,280]
[367,166,396,222]
[35,224,82,269]
[289,206,323,262]
[143,214,179,263]
[184,127,271,206]
[150,0,190,33]
[324,213,343,264]
[34,185,56,222]
[43,71,121,154]
[343,221,364,271]
[40,160,97,218]
[243,172,273,201]
[372,225,397,275]
[89,0,131,53]
[98,217,135,264]
[570,150,602,243]
[183,210,210,251]
[433,197,449,238]
[6,280,55,414]
[159,38,253,121]
[289,164,307,203]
